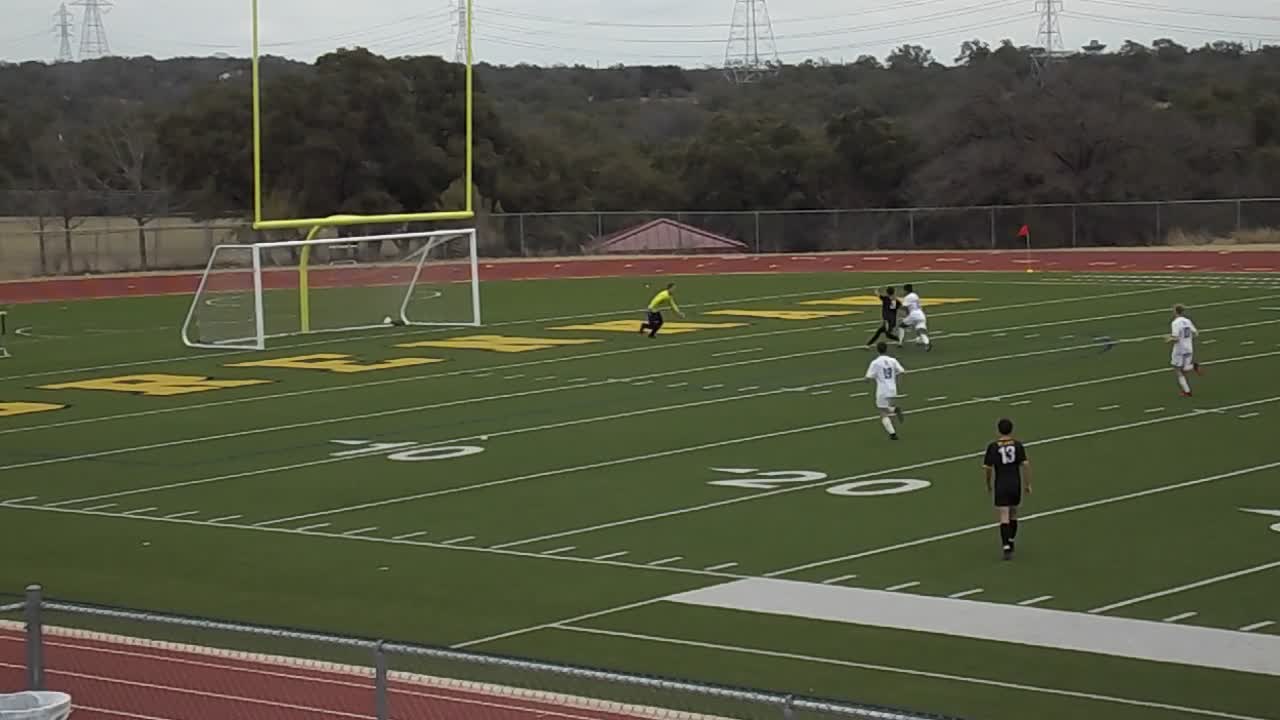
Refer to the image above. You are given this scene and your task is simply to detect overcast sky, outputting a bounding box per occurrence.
[3,0,1279,68]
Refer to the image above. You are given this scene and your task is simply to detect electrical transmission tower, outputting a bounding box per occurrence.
[71,0,111,59]
[53,3,75,63]
[454,0,469,64]
[724,0,779,84]
[1033,0,1065,76]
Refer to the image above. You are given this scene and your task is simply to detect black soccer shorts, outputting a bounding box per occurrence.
[993,479,1022,508]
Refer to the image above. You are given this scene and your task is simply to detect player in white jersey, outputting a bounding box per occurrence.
[865,342,907,439]
[896,283,932,351]
[1167,304,1201,397]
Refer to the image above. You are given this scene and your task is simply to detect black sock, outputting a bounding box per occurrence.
[999,523,1011,546]
[1010,519,1018,539]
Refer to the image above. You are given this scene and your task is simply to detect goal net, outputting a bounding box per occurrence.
[182,229,479,350]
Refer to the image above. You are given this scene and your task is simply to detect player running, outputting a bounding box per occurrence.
[864,287,900,348]
[897,283,932,351]
[639,282,685,338]
[983,418,1031,560]
[865,342,906,440]
[1168,304,1201,397]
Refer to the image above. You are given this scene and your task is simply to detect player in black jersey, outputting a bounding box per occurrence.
[982,418,1032,560]
[864,287,900,348]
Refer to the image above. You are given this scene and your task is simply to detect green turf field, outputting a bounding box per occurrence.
[2,270,1279,720]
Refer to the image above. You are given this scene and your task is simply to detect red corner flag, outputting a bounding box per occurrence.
[1017,224,1030,238]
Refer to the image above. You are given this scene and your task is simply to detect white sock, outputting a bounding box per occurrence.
[881,416,896,435]
[1178,375,1191,393]
[919,332,929,345]
[895,328,904,342]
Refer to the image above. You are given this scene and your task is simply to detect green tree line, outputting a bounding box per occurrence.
[2,38,1279,226]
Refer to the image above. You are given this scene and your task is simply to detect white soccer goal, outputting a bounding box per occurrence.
[181,228,480,350]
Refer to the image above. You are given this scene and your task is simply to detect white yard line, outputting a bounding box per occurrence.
[1144,407,1165,414]
[1089,560,1280,614]
[451,597,667,650]
[441,536,476,545]
[207,514,242,523]
[647,556,683,566]
[0,285,1198,441]
[542,546,577,556]
[1239,412,1261,419]
[1009,400,1032,406]
[1239,621,1275,632]
[885,581,921,591]
[550,626,1270,720]
[341,526,378,536]
[81,503,117,512]
[296,523,330,532]
[1018,595,1053,606]
[163,511,199,519]
[393,531,428,541]
[592,551,629,561]
[1052,402,1074,408]
[2,496,38,504]
[774,454,1280,578]
[704,562,739,572]
[1099,404,1120,411]
[822,574,858,585]
[1163,611,1198,623]
[710,347,764,358]
[491,362,1280,551]
[122,507,157,515]
[948,588,984,599]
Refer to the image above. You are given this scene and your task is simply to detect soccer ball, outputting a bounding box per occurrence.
[383,316,393,325]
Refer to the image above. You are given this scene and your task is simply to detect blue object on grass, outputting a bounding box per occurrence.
[1096,335,1115,352]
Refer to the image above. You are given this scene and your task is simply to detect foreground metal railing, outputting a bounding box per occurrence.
[1,585,960,720]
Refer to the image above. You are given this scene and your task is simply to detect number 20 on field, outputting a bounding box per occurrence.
[708,468,930,497]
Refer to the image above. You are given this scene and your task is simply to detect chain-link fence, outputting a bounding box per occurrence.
[3,199,1278,281]
[3,586,956,720]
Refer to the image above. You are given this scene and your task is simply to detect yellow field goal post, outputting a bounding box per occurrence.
[180,1,481,351]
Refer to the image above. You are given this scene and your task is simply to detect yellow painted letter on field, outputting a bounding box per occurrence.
[227,353,442,374]
[0,402,67,417]
[704,310,858,321]
[41,374,272,397]
[397,335,601,353]
[550,320,746,335]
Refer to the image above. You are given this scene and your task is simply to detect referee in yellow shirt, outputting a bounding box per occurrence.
[640,282,684,337]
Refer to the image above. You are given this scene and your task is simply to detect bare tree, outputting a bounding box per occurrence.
[92,107,170,270]
[32,129,91,274]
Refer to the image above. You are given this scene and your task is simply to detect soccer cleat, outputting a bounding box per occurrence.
[1002,545,1013,560]
[1180,390,1192,398]
[890,433,899,440]
[925,342,933,352]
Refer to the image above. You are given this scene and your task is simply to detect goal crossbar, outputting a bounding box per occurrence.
[181,228,480,351]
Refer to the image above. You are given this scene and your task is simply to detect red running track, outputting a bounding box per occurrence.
[2,249,1279,304]
[0,629,653,720]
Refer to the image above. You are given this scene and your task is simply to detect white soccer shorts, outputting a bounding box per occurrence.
[1171,348,1194,371]
[903,309,927,330]
[875,390,896,410]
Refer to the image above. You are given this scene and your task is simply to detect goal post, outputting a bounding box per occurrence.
[182,228,480,351]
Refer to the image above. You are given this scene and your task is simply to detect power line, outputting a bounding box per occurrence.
[1065,10,1280,41]
[53,3,75,63]
[70,0,111,59]
[724,0,780,83]
[1074,0,1280,22]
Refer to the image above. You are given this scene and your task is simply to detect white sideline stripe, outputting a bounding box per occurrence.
[0,284,1198,441]
[393,531,428,541]
[822,574,858,585]
[885,581,920,591]
[948,588,984,599]
[208,514,242,523]
[704,562,739,572]
[1,281,920,383]
[1163,612,1198,623]
[1240,621,1275,632]
[662,578,1280,678]
[442,536,476,545]
[296,523,330,532]
[341,526,378,536]
[1018,595,1053,606]
[163,511,199,519]
[492,357,1280,551]
[542,546,577,556]
[586,622,1274,717]
[774,454,1280,578]
[553,625,1270,720]
[648,556,683,566]
[452,597,667,650]
[593,551,629,561]
[710,347,763,358]
[1089,560,1280,614]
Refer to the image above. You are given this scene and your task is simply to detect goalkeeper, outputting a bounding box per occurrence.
[640,282,684,338]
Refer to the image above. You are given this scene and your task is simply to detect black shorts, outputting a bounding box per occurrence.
[882,314,897,330]
[993,479,1022,508]
[646,310,663,325]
